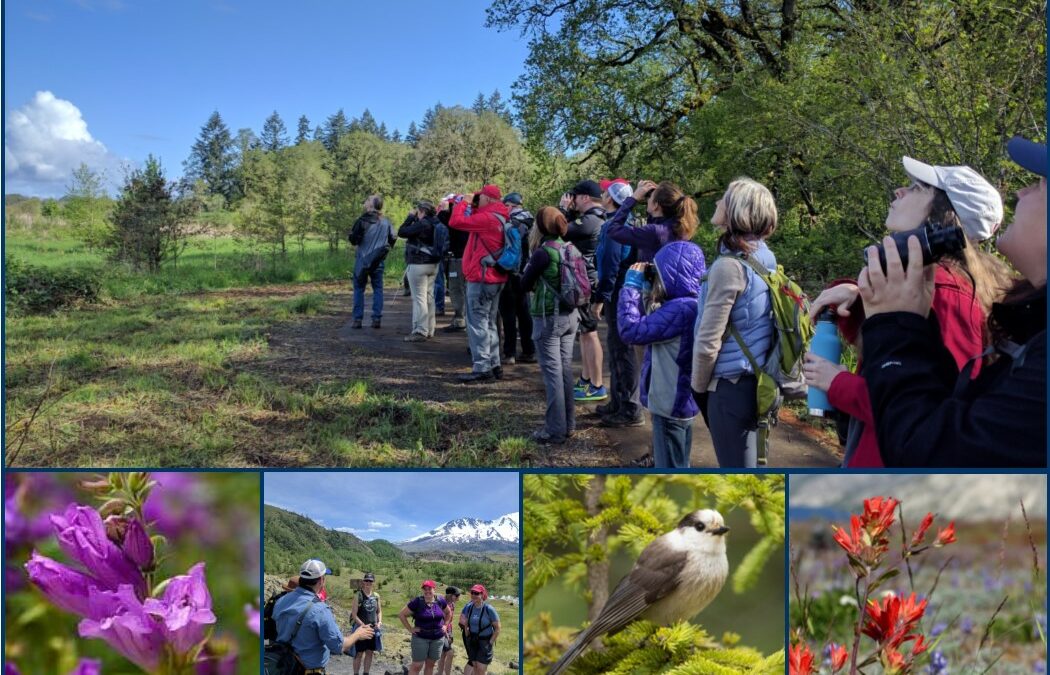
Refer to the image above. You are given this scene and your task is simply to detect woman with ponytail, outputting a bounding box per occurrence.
[606,180,702,263]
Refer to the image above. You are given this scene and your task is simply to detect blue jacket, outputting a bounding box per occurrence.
[595,217,629,303]
[618,241,706,419]
[606,196,676,263]
[273,587,344,668]
[699,242,776,380]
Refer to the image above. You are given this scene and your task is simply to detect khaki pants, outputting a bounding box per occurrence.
[406,263,438,337]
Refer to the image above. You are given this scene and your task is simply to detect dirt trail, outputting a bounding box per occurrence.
[254,283,839,467]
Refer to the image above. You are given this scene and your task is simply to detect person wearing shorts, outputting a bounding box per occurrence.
[459,584,500,675]
[399,580,451,675]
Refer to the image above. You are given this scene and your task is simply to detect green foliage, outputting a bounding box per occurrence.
[5,256,101,316]
[184,110,236,203]
[62,163,113,251]
[106,156,188,272]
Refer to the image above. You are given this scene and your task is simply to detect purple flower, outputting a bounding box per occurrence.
[78,585,165,672]
[123,517,155,570]
[143,562,216,656]
[927,650,948,674]
[5,474,70,548]
[1034,660,1045,675]
[51,504,145,595]
[143,474,214,542]
[960,616,974,634]
[5,662,21,675]
[245,603,260,635]
[930,622,947,637]
[25,551,99,617]
[68,659,102,675]
[195,650,238,675]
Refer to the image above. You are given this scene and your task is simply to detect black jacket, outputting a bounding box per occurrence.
[860,287,1047,467]
[563,205,605,285]
[439,207,469,259]
[398,214,442,265]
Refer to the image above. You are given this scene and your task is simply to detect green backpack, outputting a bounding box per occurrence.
[726,255,814,464]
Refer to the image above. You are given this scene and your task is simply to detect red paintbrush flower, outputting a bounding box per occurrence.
[830,643,848,672]
[935,521,956,546]
[910,512,934,548]
[862,593,928,648]
[788,643,815,675]
[862,496,899,537]
[832,514,863,556]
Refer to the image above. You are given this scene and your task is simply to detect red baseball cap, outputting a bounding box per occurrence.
[421,580,437,589]
[479,184,502,200]
[469,584,488,599]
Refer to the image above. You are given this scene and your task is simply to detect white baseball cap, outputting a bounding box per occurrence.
[901,157,1004,241]
[608,182,633,206]
[300,559,332,580]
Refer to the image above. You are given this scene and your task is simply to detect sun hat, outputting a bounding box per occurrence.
[901,157,1004,240]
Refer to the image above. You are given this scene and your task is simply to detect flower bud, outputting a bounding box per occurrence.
[123,518,155,569]
[103,515,129,546]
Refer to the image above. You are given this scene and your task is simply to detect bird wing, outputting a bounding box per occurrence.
[584,544,689,637]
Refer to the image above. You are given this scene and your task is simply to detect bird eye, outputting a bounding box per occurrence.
[694,522,706,532]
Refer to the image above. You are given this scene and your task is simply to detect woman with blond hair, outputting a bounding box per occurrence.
[691,178,779,468]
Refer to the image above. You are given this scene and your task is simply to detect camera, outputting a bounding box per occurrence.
[642,263,656,284]
[869,221,966,272]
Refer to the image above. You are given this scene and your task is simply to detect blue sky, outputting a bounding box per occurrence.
[3,0,532,196]
[264,472,519,541]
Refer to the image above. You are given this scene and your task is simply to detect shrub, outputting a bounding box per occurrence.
[5,257,101,315]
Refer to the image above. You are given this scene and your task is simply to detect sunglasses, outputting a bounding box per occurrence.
[470,591,481,596]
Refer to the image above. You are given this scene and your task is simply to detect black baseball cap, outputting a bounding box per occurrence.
[570,180,602,199]
[503,192,523,205]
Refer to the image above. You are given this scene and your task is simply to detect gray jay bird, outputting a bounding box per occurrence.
[547,509,730,675]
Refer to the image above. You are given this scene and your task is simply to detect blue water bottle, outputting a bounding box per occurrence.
[807,308,842,417]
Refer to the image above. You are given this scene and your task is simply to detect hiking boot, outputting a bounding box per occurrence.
[595,402,617,416]
[600,412,645,428]
[458,371,494,383]
[351,319,363,329]
[531,429,566,445]
[371,319,381,329]
[403,333,427,343]
[492,366,504,380]
[518,352,537,364]
[575,384,608,402]
[442,323,465,333]
[629,453,655,468]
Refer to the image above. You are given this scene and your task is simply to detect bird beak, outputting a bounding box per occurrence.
[712,526,730,536]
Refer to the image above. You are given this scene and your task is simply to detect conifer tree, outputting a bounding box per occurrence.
[405,121,420,147]
[296,115,311,145]
[107,156,187,271]
[323,109,350,152]
[472,92,488,115]
[184,111,235,204]
[261,110,289,152]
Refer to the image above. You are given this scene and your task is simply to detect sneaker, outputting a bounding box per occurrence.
[403,333,427,343]
[575,384,608,402]
[574,378,590,393]
[530,429,566,445]
[458,371,494,383]
[629,453,655,468]
[518,352,537,363]
[600,412,645,428]
[503,356,516,365]
[442,324,465,333]
[351,319,363,329]
[371,319,381,329]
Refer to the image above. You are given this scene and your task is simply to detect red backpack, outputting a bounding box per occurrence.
[542,240,591,310]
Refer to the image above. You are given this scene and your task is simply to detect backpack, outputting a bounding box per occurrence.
[418,220,450,261]
[466,602,495,639]
[263,596,319,675]
[262,590,290,642]
[479,214,522,275]
[509,211,535,272]
[724,255,814,464]
[542,241,592,310]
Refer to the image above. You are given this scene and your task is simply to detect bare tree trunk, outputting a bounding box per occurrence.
[585,475,609,622]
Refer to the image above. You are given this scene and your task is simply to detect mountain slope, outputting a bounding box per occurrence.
[264,505,406,574]
[400,512,519,553]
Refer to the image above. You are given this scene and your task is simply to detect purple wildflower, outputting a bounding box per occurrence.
[930,622,947,637]
[68,660,102,675]
[927,650,948,674]
[1034,660,1045,675]
[25,551,99,617]
[122,517,155,570]
[246,603,261,635]
[51,504,145,595]
[5,663,20,675]
[143,474,215,542]
[960,616,974,634]
[78,584,166,672]
[195,650,238,675]
[143,562,217,656]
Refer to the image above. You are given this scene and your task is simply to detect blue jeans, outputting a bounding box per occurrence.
[434,260,446,312]
[651,414,693,468]
[352,262,384,321]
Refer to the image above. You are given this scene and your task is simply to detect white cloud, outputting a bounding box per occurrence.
[367,521,392,529]
[336,527,378,534]
[5,91,122,196]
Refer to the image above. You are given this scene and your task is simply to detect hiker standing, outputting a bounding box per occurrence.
[805,157,1011,468]
[520,207,579,444]
[448,185,511,383]
[459,585,500,675]
[618,241,707,468]
[398,200,446,342]
[399,580,452,675]
[498,192,536,364]
[439,194,469,332]
[690,178,779,468]
[349,195,396,330]
[350,573,382,675]
[438,586,462,675]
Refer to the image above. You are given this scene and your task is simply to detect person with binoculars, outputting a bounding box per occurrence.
[804,156,1013,467]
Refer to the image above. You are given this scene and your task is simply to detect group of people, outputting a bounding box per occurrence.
[268,559,501,675]
[347,135,1046,469]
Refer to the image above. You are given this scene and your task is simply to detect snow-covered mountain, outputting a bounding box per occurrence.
[400,512,519,553]
[791,475,1046,522]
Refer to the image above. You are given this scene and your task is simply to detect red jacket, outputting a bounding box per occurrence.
[448,200,511,284]
[828,265,985,467]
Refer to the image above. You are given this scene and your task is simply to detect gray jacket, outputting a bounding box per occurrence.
[350,212,396,275]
